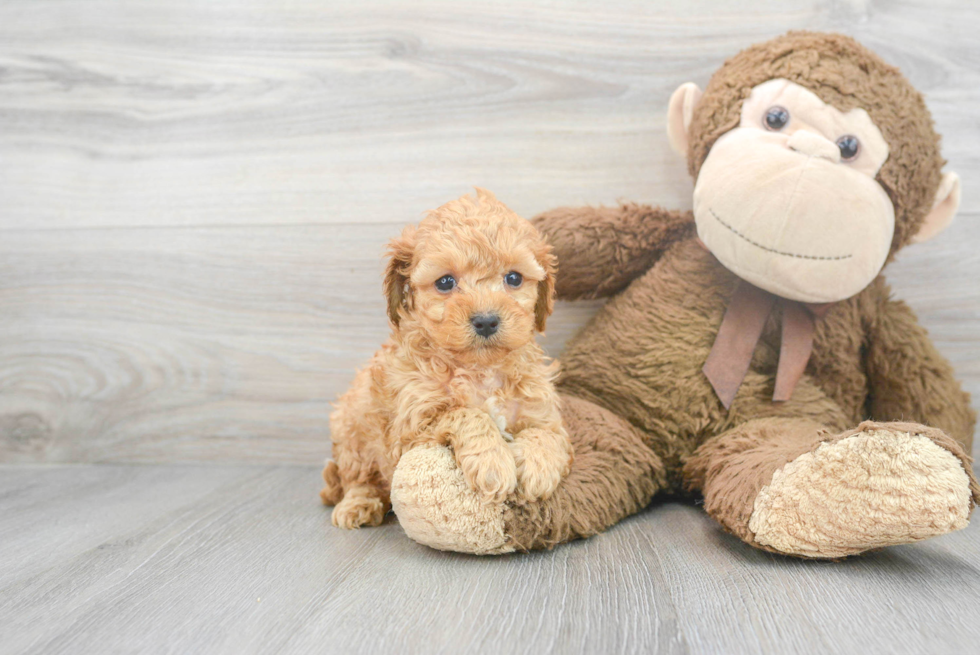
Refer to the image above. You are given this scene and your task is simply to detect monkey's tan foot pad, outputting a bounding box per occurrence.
[391,444,515,555]
[748,428,974,558]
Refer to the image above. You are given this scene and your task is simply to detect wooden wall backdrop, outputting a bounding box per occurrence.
[1,0,978,464]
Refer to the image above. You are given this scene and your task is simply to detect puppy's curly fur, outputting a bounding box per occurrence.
[322,189,573,529]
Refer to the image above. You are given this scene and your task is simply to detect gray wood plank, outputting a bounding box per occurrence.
[0,223,602,464]
[0,216,974,464]
[2,463,979,655]
[1,0,978,232]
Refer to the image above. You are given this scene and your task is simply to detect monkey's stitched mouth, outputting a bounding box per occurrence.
[708,208,852,261]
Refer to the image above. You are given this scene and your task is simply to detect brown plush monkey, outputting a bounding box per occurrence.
[389,32,979,558]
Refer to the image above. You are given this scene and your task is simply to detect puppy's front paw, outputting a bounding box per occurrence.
[331,490,386,529]
[457,441,518,504]
[511,431,572,502]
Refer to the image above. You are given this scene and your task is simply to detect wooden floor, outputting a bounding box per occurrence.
[2,1,980,653]
[3,462,980,655]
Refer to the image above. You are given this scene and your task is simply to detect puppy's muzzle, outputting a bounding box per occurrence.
[470,313,500,338]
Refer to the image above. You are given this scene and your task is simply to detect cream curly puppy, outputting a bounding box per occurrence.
[321,189,573,529]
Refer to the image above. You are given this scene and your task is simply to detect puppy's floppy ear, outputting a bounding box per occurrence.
[534,241,557,332]
[384,226,416,327]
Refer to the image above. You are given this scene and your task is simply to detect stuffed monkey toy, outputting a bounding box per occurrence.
[389,31,979,558]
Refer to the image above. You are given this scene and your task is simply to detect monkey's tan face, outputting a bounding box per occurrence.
[692,79,895,303]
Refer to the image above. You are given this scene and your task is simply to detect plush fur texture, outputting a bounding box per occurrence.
[393,395,664,553]
[391,444,513,554]
[747,424,978,557]
[389,32,978,558]
[687,31,943,256]
[692,78,898,303]
[323,190,572,529]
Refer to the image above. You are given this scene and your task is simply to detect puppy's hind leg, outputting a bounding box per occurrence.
[332,485,389,529]
[320,460,344,506]
[326,443,391,528]
[324,364,391,528]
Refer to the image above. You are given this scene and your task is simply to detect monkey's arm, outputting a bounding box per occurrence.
[531,204,694,300]
[863,292,976,451]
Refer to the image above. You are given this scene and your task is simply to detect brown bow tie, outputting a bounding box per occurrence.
[703,281,831,410]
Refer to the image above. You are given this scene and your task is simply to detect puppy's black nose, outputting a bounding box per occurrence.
[470,313,500,338]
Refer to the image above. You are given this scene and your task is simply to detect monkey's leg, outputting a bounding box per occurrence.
[684,417,980,558]
[390,395,666,554]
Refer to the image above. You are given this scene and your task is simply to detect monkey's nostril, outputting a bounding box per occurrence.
[470,313,500,338]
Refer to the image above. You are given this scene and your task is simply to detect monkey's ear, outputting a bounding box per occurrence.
[383,226,416,327]
[912,172,961,244]
[667,82,703,157]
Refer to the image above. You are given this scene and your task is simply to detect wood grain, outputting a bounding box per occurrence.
[2,463,980,654]
[0,223,604,463]
[3,3,980,653]
[0,218,974,464]
[1,0,978,232]
[0,0,978,465]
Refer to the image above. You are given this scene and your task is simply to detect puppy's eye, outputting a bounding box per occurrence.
[434,275,456,293]
[764,106,790,131]
[504,271,523,288]
[836,134,860,161]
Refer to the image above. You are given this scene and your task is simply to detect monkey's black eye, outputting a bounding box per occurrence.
[504,271,523,288]
[434,275,456,292]
[836,135,860,161]
[764,106,790,131]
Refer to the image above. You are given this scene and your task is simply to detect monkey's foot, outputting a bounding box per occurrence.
[748,423,977,558]
[391,444,514,555]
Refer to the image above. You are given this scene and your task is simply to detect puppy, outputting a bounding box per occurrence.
[321,189,573,529]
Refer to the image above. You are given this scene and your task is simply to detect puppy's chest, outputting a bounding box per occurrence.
[450,369,522,440]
